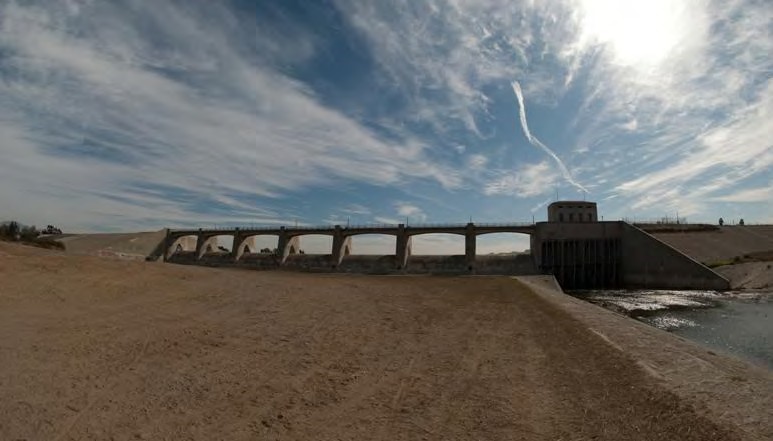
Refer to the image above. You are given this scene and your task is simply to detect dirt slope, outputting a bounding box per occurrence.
[715,261,773,289]
[653,225,773,264]
[55,230,166,260]
[0,242,769,440]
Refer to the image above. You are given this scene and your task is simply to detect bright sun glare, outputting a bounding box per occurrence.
[578,0,692,68]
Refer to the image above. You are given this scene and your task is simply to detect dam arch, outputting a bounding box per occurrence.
[408,232,466,255]
[198,234,236,258]
[474,232,531,256]
[344,233,395,255]
[166,234,198,259]
[234,234,280,260]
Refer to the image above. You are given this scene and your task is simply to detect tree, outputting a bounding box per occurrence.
[20,225,39,241]
[718,217,724,226]
[739,219,745,226]
[0,221,20,240]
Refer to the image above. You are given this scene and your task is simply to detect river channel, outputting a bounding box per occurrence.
[570,289,773,369]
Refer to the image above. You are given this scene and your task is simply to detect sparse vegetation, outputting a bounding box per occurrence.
[638,223,719,233]
[0,221,65,250]
[41,225,63,235]
[706,250,773,268]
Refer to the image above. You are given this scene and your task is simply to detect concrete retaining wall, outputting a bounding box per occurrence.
[620,223,729,290]
[167,253,538,275]
[531,222,729,290]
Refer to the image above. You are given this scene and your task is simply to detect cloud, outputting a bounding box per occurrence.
[484,162,558,198]
[332,0,577,136]
[511,80,587,192]
[0,1,461,230]
[373,216,401,225]
[341,204,372,216]
[570,0,772,214]
[467,154,489,171]
[0,0,769,230]
[614,78,773,212]
[395,202,427,222]
[711,186,773,203]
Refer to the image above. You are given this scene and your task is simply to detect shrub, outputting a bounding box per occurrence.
[33,237,65,250]
[0,220,65,250]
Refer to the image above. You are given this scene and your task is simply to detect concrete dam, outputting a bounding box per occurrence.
[162,202,729,291]
[163,222,538,277]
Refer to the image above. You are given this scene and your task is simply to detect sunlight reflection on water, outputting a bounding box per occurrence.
[572,289,773,368]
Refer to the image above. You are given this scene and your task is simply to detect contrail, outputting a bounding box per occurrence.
[511,81,588,193]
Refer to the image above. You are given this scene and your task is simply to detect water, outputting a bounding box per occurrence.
[571,289,773,369]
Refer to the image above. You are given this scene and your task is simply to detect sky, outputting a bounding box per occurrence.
[0,0,771,254]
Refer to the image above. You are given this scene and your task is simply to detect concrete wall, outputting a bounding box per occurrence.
[338,256,398,274]
[620,223,729,290]
[531,222,623,264]
[166,252,537,275]
[531,222,729,290]
[548,201,598,223]
[532,222,623,289]
[474,254,538,275]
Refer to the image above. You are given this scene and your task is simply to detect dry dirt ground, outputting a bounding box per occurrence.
[1,242,770,441]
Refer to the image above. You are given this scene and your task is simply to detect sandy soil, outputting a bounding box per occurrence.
[714,261,773,289]
[0,242,769,440]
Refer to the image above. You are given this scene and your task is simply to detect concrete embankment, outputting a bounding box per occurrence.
[714,261,773,289]
[55,230,167,260]
[519,275,773,440]
[652,225,773,265]
[648,225,773,289]
[620,223,729,290]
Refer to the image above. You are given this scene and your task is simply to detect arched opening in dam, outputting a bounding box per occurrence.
[282,234,335,270]
[347,234,395,255]
[238,235,280,257]
[410,233,465,255]
[289,234,333,256]
[197,234,239,264]
[201,234,235,255]
[166,234,198,259]
[475,232,535,275]
[406,233,467,273]
[337,233,395,273]
[476,233,531,256]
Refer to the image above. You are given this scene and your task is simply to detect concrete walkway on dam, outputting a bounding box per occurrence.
[0,241,770,440]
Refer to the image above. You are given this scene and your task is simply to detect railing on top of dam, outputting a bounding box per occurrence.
[168,221,536,234]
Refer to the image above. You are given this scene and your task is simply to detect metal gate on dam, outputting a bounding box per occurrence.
[539,238,622,289]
